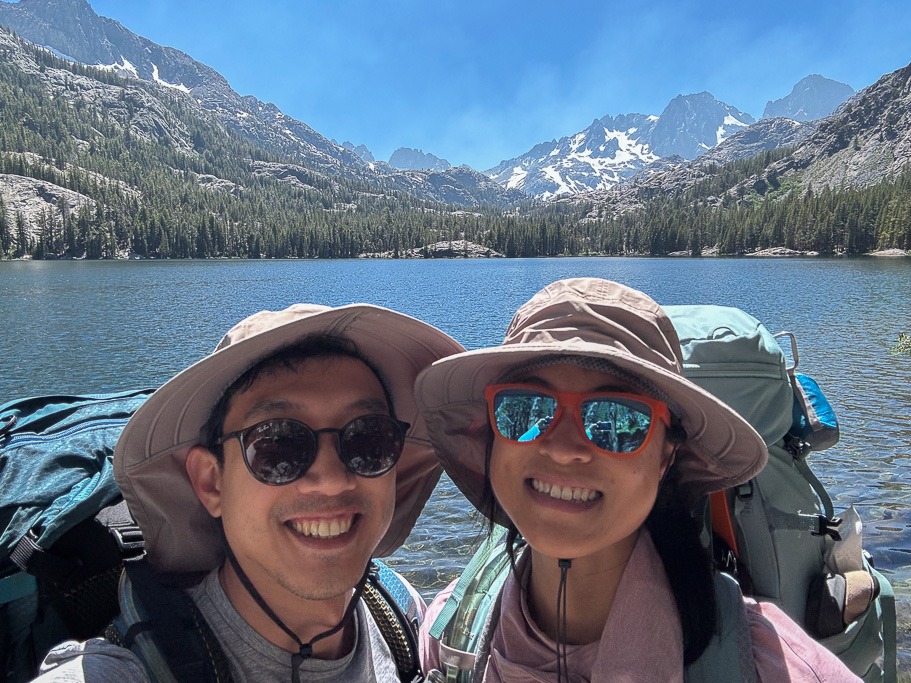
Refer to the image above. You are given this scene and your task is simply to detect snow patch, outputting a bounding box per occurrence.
[151,62,191,93]
[541,166,575,198]
[647,115,659,121]
[506,166,527,190]
[723,114,748,127]
[96,56,139,79]
[40,45,77,62]
[716,125,726,145]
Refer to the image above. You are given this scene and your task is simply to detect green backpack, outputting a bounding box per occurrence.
[667,305,895,682]
[427,305,897,683]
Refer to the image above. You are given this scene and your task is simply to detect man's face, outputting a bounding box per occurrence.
[199,355,397,603]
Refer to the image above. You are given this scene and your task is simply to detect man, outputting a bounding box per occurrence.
[35,303,463,682]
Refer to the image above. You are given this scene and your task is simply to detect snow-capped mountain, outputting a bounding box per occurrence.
[485,113,658,200]
[388,147,451,172]
[762,74,855,121]
[647,92,755,158]
[486,93,753,199]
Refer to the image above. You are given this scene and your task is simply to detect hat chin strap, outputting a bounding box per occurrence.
[555,557,572,683]
[223,541,369,683]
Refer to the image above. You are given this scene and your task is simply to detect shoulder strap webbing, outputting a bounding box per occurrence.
[871,567,897,683]
[685,572,756,683]
[468,586,503,682]
[429,525,508,640]
[109,560,232,683]
[364,564,422,682]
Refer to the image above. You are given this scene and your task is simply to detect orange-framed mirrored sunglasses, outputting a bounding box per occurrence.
[484,384,671,457]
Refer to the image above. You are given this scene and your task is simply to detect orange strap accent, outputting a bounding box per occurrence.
[710,490,739,557]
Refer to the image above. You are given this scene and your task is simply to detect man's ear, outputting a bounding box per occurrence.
[186,445,224,519]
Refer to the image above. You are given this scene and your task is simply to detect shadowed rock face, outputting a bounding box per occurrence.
[762,75,855,122]
[388,147,450,172]
[0,0,526,208]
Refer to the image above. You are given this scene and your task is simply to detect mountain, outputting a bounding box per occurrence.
[339,141,375,162]
[560,60,911,221]
[486,93,754,199]
[762,75,855,121]
[0,0,524,208]
[648,92,755,158]
[388,147,451,172]
[768,63,911,192]
[0,26,539,261]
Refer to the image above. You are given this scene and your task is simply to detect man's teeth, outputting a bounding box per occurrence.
[290,517,353,538]
[531,479,600,502]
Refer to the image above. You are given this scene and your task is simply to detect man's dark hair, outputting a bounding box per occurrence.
[201,334,396,464]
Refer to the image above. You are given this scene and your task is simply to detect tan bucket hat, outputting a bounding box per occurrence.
[414,278,768,522]
[115,303,465,574]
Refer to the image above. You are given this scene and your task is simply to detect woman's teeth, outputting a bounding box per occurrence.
[531,479,601,502]
[289,517,353,538]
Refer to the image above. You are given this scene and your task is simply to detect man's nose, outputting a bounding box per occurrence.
[294,431,356,494]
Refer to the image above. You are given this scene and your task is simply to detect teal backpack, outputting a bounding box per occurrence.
[427,305,897,682]
[0,390,152,683]
[0,390,423,683]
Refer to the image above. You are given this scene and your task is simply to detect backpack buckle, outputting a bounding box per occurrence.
[111,525,145,556]
[812,516,843,542]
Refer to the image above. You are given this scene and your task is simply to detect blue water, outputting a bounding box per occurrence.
[2,257,910,662]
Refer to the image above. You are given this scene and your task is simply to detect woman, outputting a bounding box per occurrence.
[415,279,859,682]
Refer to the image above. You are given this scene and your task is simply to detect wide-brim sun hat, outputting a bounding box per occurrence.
[115,303,465,574]
[414,278,768,524]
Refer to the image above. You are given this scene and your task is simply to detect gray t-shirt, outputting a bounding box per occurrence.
[35,569,407,682]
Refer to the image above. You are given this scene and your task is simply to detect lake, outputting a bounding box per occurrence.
[2,256,909,665]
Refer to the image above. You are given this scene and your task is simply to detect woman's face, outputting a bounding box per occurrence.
[489,363,676,562]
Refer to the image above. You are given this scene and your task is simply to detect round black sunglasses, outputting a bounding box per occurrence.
[216,414,410,485]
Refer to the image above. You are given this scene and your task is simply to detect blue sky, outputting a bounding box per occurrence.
[85,0,911,171]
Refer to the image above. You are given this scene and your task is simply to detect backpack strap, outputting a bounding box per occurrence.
[364,560,423,683]
[685,572,756,683]
[870,567,897,683]
[106,560,232,683]
[428,527,519,682]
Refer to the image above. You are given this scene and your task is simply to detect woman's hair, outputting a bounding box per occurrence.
[481,421,717,665]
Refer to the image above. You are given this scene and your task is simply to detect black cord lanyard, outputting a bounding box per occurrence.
[223,543,369,683]
[556,558,572,683]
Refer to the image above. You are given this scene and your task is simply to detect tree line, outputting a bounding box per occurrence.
[1,32,909,261]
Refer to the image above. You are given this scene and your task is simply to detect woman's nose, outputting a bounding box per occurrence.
[538,412,595,464]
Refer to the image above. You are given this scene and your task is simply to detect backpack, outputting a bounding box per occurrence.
[427,305,897,683]
[0,390,152,683]
[103,557,423,683]
[0,390,424,683]
[665,305,896,683]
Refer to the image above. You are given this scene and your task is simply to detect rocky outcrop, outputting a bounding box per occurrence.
[696,118,815,166]
[363,239,503,258]
[0,173,94,238]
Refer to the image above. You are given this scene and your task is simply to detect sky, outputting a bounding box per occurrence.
[79,0,911,171]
